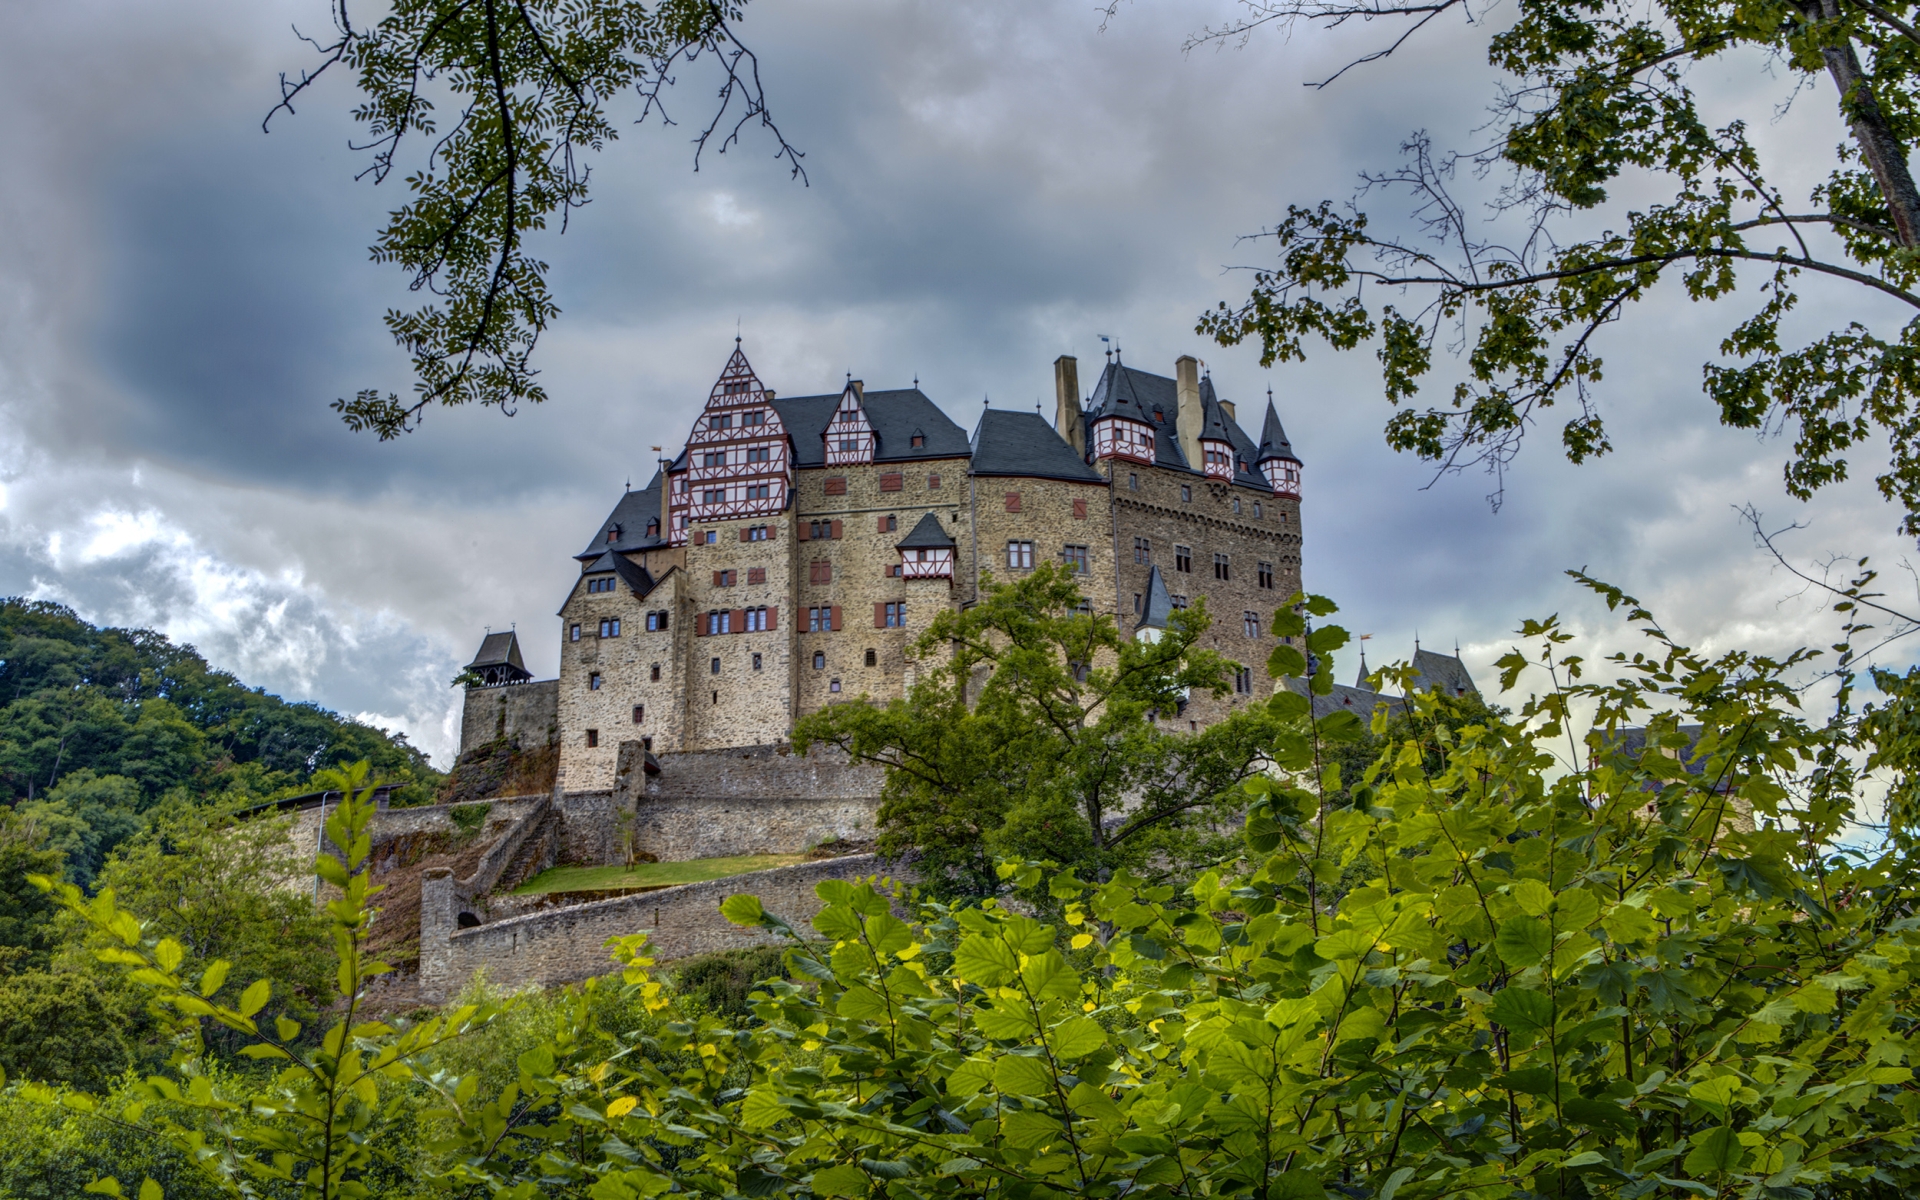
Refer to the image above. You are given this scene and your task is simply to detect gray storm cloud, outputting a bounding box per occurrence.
[0,0,1912,766]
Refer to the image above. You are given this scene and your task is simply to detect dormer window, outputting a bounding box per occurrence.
[606,525,621,543]
[646,519,659,537]
[911,434,925,448]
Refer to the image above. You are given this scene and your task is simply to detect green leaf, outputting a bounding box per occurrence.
[947,1059,994,1098]
[837,986,893,1022]
[1050,1016,1107,1059]
[1511,879,1555,917]
[810,1165,870,1197]
[1495,916,1553,968]
[1314,928,1379,961]
[721,894,766,927]
[1602,904,1657,944]
[197,961,230,998]
[993,1054,1055,1096]
[1377,1166,1415,1200]
[1682,1126,1742,1177]
[1316,710,1365,742]
[1269,645,1309,678]
[1487,986,1554,1039]
[1266,1169,1327,1199]
[954,933,1019,986]
[237,979,271,1019]
[82,1180,124,1198]
[138,1182,162,1200]
[1270,689,1311,718]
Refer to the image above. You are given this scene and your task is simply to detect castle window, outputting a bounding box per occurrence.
[716,570,736,587]
[753,652,763,671]
[809,607,827,632]
[711,413,734,430]
[839,438,860,453]
[642,736,652,750]
[586,729,599,747]
[1244,612,1259,637]
[1129,473,1138,490]
[748,445,771,463]
[632,705,644,724]
[866,648,878,666]
[746,607,769,631]
[748,525,768,541]
[1175,545,1192,573]
[569,624,581,642]
[1004,492,1022,513]
[704,451,726,468]
[911,434,924,448]
[1234,666,1253,694]
[600,618,621,638]
[704,488,726,504]
[1006,540,1034,570]
[607,525,622,543]
[675,478,688,494]
[830,678,841,693]
[646,519,659,537]
[1214,553,1230,581]
[886,564,901,578]
[1181,485,1192,502]
[1060,544,1090,574]
[810,559,832,584]
[882,514,897,532]
[723,381,748,396]
[707,610,732,635]
[704,530,717,544]
[1073,499,1088,519]
[881,474,903,492]
[1258,562,1274,589]
[748,567,766,584]
[915,549,927,562]
[928,474,941,489]
[711,657,721,675]
[646,611,669,631]
[748,484,771,500]
[589,673,602,690]
[814,650,826,669]
[1232,497,1242,514]
[1133,537,1150,564]
[824,477,847,495]
[1133,593,1141,613]
[651,663,661,681]
[1252,502,1263,520]
[882,602,907,628]
[1171,595,1189,610]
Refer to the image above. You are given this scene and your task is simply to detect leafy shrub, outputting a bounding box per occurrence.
[448,802,491,841]
[671,946,788,1020]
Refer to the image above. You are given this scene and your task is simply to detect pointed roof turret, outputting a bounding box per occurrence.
[1137,565,1175,631]
[1256,398,1301,465]
[896,511,957,550]
[465,631,533,687]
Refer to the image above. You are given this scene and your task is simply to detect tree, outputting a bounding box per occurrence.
[271,0,803,438]
[0,810,62,972]
[791,564,1279,897]
[17,771,145,890]
[1190,0,1920,531]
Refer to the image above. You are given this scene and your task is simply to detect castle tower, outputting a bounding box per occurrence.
[1255,398,1302,499]
[669,341,791,543]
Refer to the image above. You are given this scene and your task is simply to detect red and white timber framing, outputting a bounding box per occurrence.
[1262,457,1302,499]
[668,344,792,545]
[899,546,955,580]
[1091,416,1155,465]
[1200,439,1234,480]
[824,384,876,466]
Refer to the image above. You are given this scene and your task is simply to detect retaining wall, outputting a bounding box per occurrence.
[420,854,897,999]
[461,680,560,756]
[612,742,884,860]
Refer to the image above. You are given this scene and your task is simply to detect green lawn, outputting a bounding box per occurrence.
[512,854,806,895]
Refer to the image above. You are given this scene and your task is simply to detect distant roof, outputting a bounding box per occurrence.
[581,551,657,598]
[1411,650,1478,697]
[1083,361,1270,486]
[970,408,1105,482]
[771,388,971,468]
[578,471,666,560]
[467,631,527,673]
[1284,677,1410,720]
[896,511,956,550]
[1137,564,1175,630]
[1256,399,1301,465]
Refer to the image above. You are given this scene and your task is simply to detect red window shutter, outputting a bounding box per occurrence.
[877,515,889,533]
[748,567,766,584]
[696,616,707,637]
[928,474,941,489]
[797,522,811,541]
[831,519,843,540]
[825,476,847,495]
[874,602,887,628]
[1073,499,1088,519]
[767,524,777,540]
[880,473,902,492]
[1005,493,1021,512]
[830,605,842,631]
[740,528,750,543]
[732,608,747,632]
[766,607,778,631]
[712,571,723,586]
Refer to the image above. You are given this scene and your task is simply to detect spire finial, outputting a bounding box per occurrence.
[913,373,919,389]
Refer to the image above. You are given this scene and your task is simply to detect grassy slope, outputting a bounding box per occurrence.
[512,854,807,894]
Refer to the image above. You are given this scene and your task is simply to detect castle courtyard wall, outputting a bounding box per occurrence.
[460,680,559,756]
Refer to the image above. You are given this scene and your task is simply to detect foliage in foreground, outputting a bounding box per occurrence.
[17,577,1920,1200]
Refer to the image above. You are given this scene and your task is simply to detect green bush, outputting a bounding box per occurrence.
[671,946,788,1020]
[0,1079,234,1200]
[0,971,145,1091]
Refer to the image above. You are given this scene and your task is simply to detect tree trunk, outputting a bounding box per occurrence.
[1816,0,1920,246]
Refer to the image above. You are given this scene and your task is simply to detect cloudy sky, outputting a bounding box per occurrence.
[1,0,1913,767]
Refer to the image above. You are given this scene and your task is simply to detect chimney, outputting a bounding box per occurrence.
[1175,355,1203,470]
[850,379,864,401]
[1218,398,1236,423]
[1053,356,1083,455]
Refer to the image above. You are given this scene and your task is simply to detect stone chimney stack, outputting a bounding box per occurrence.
[1053,355,1083,455]
[1176,355,1203,470]
[851,379,865,401]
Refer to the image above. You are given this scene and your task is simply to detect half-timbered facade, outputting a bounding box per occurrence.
[467,342,1312,789]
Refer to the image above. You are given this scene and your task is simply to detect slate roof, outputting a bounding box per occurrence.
[581,551,657,598]
[466,631,527,673]
[578,471,667,560]
[1256,400,1301,465]
[1410,650,1478,697]
[1283,677,1410,721]
[896,511,956,550]
[771,388,972,468]
[970,408,1105,482]
[1083,361,1269,487]
[1137,565,1175,631]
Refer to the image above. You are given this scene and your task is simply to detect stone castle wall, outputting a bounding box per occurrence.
[460,681,559,757]
[420,854,900,998]
[613,742,883,861]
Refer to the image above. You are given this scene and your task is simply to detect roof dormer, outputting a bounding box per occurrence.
[825,380,876,465]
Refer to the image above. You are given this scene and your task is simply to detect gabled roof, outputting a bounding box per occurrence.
[578,471,667,559]
[896,511,956,550]
[970,408,1105,482]
[1137,565,1175,631]
[1283,676,1410,720]
[581,551,657,598]
[466,631,526,673]
[770,388,971,467]
[1411,650,1478,697]
[1083,361,1269,487]
[1256,400,1301,465]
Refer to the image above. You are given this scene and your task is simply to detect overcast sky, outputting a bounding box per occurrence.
[1,0,1913,768]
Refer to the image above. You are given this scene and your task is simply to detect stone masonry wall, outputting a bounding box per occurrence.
[790,457,972,718]
[419,854,899,998]
[460,680,560,756]
[558,567,686,789]
[287,795,545,864]
[681,512,798,751]
[612,742,883,861]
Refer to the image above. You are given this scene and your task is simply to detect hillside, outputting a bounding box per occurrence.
[0,598,443,885]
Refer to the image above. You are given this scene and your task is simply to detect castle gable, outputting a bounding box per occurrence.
[772,388,970,468]
[670,343,792,541]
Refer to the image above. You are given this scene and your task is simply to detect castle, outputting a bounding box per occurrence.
[459,343,1309,791]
